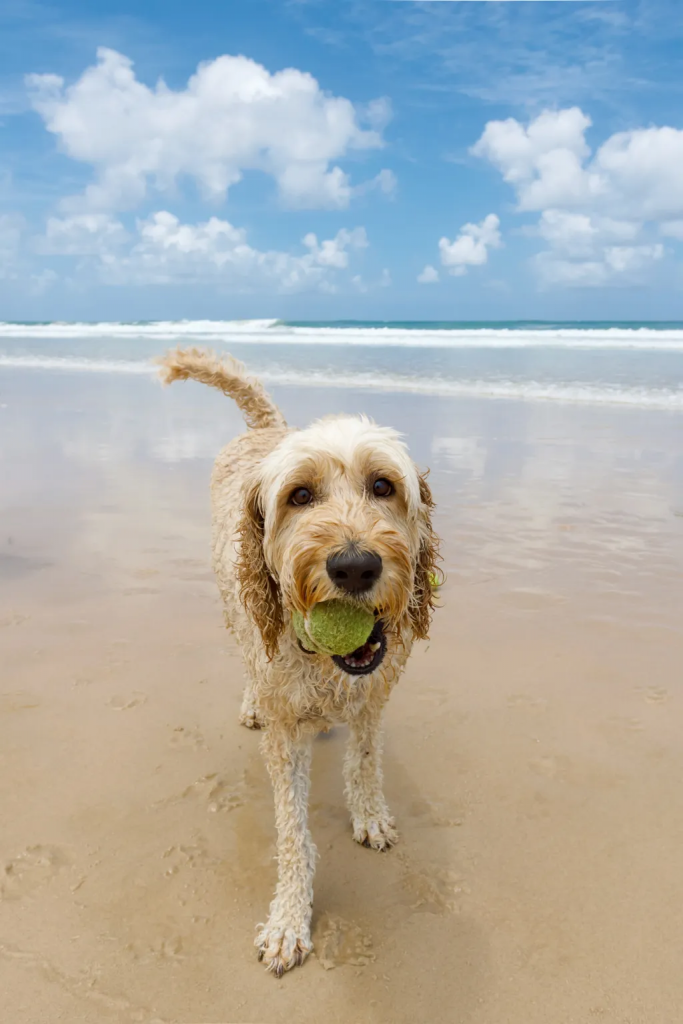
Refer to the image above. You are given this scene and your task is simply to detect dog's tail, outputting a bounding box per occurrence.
[157,346,286,431]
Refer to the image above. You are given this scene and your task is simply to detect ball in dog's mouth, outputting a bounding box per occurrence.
[332,618,386,676]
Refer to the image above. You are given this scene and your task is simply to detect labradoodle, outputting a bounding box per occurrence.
[159,347,440,976]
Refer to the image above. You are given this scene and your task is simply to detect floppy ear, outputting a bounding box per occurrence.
[409,471,442,641]
[235,479,284,660]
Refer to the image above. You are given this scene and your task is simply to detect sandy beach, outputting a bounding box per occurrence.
[2,366,683,1024]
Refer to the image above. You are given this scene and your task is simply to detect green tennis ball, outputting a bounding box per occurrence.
[292,600,375,657]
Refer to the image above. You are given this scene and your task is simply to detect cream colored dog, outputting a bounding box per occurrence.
[159,347,440,976]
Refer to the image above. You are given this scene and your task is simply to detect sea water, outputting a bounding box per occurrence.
[1,319,683,410]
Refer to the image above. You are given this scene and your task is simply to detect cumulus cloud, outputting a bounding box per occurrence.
[417,264,439,284]
[27,48,392,212]
[438,213,501,276]
[472,107,683,286]
[302,227,367,268]
[40,210,369,293]
[472,108,599,213]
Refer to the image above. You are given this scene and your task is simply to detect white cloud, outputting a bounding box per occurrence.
[472,108,601,213]
[535,210,640,257]
[473,108,683,287]
[353,168,397,199]
[417,264,439,284]
[38,213,129,254]
[604,244,664,275]
[438,213,501,276]
[535,245,664,289]
[302,227,367,268]
[473,109,683,222]
[46,210,369,293]
[27,47,392,213]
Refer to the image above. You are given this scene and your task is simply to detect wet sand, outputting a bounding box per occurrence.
[2,368,683,1024]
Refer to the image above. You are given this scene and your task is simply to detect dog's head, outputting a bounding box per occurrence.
[236,415,440,671]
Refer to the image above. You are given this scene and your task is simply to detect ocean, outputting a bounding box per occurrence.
[2,319,683,411]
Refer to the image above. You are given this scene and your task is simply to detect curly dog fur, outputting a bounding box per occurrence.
[158,346,441,976]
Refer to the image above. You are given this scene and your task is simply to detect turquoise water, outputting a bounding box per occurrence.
[283,320,683,331]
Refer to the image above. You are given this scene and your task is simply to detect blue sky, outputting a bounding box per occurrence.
[1,0,682,321]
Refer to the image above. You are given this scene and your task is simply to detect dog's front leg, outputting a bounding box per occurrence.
[344,707,399,851]
[256,726,315,976]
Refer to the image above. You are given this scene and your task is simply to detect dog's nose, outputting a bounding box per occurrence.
[326,547,383,594]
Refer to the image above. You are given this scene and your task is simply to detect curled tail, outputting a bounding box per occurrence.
[157,346,286,431]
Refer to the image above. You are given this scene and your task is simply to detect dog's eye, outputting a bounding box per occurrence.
[290,487,313,506]
[373,478,393,498]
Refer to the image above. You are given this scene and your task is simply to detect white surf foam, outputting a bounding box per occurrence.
[1,320,683,350]
[2,354,682,410]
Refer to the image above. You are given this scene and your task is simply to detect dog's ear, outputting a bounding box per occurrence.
[235,479,284,660]
[409,471,442,641]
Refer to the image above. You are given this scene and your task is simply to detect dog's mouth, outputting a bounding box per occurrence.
[331,618,387,676]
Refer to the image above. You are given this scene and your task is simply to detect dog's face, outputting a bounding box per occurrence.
[237,415,439,671]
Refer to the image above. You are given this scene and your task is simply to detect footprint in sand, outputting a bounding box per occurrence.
[169,726,207,750]
[154,771,247,814]
[183,772,246,813]
[161,842,208,877]
[126,935,186,963]
[638,686,670,704]
[313,914,375,970]
[404,796,463,829]
[0,845,69,901]
[107,692,148,711]
[0,611,30,628]
[528,752,624,789]
[396,851,467,913]
[601,716,645,739]
[72,674,95,688]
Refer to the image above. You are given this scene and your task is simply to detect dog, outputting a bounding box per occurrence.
[159,347,440,976]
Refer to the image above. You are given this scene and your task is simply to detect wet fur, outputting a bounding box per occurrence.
[158,347,441,976]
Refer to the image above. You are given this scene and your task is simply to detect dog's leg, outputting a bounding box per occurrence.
[256,727,315,975]
[344,707,398,851]
[239,677,263,729]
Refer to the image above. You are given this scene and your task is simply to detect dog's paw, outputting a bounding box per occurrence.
[239,705,263,730]
[255,923,311,977]
[352,815,398,851]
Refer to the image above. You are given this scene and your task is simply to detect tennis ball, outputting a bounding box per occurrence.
[429,571,442,590]
[292,600,375,657]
